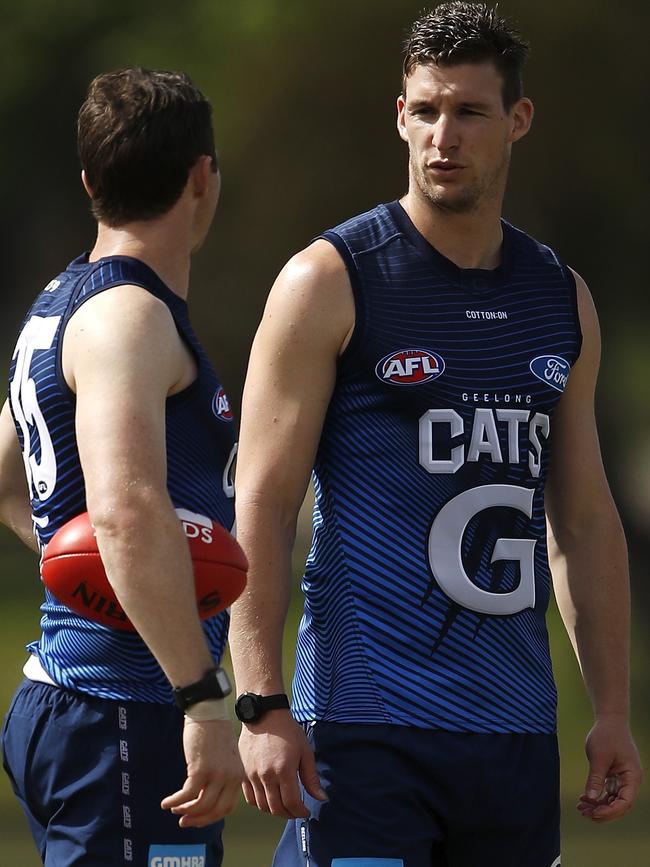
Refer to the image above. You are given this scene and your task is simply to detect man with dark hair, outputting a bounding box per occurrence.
[77,68,219,225]
[402,2,528,108]
[0,67,242,866]
[229,3,642,866]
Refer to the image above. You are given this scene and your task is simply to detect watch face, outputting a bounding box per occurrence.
[236,694,259,722]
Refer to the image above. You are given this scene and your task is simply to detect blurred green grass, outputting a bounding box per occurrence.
[1,536,648,865]
[1,803,648,866]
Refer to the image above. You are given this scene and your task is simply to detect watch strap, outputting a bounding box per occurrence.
[172,668,232,712]
[258,693,290,713]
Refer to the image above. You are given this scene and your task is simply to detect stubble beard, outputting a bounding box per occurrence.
[411,151,509,215]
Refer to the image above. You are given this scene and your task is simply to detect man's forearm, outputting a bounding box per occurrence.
[0,400,39,553]
[229,498,296,695]
[551,515,631,718]
[91,493,216,687]
[0,495,39,553]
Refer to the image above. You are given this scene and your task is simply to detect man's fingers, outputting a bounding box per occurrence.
[244,770,310,819]
[279,779,310,819]
[162,774,241,826]
[586,793,633,823]
[242,778,256,807]
[264,780,297,819]
[257,768,307,818]
[177,785,240,827]
[247,775,273,814]
[579,771,640,823]
[584,764,608,802]
[164,779,217,815]
[170,780,240,826]
[161,779,200,811]
[299,746,327,802]
[592,802,631,822]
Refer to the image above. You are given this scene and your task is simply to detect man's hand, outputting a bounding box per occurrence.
[577,716,642,822]
[161,719,244,827]
[239,711,327,819]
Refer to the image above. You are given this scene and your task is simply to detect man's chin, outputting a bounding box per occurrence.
[425,188,478,214]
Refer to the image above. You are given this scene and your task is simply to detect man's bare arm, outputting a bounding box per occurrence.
[65,285,242,825]
[546,271,642,822]
[0,400,38,552]
[230,240,354,818]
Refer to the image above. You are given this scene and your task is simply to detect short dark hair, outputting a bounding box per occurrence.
[403,3,529,109]
[77,67,217,226]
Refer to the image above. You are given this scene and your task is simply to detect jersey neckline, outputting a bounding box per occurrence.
[385,200,514,297]
[67,252,188,310]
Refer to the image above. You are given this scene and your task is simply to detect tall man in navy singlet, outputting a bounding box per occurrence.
[0,69,243,865]
[229,4,642,866]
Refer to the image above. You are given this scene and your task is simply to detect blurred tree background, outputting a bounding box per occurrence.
[0,0,648,863]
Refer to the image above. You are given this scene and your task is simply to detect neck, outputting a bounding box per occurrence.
[401,188,504,270]
[88,213,193,299]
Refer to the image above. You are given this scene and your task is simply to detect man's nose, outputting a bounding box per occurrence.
[432,113,459,152]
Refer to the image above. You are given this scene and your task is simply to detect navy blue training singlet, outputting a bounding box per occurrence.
[7,254,237,702]
[291,201,582,734]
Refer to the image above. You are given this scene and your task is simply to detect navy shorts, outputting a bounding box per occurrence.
[273,722,561,867]
[2,679,224,866]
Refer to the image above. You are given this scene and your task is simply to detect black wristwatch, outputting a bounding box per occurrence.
[172,668,232,712]
[235,691,290,723]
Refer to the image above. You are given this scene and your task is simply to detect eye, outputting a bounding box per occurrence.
[412,106,437,118]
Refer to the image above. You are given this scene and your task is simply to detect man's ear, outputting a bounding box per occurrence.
[509,97,534,143]
[81,169,94,199]
[396,94,409,143]
[190,155,214,197]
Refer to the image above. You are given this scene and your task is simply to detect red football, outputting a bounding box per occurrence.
[41,509,248,631]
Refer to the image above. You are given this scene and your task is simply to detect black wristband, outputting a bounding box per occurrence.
[235,692,290,723]
[172,668,232,712]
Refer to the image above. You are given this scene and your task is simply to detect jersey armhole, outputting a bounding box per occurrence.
[315,230,366,365]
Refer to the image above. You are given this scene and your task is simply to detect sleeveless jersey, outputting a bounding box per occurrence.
[292,201,582,733]
[7,254,237,703]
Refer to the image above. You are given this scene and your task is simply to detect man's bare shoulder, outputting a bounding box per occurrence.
[66,283,176,338]
[274,239,352,299]
[265,240,354,353]
[63,284,186,392]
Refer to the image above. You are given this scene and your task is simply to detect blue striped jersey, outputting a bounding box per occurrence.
[7,254,237,702]
[291,201,582,733]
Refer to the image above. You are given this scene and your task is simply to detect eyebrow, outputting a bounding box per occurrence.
[407,98,493,112]
[457,100,493,112]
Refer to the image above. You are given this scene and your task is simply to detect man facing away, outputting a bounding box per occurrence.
[0,68,242,865]
[229,4,642,866]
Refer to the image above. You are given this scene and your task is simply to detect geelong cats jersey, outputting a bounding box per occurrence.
[291,202,581,733]
[8,254,236,702]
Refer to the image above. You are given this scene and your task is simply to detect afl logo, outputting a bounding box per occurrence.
[530,355,570,393]
[375,348,445,386]
[212,387,233,421]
